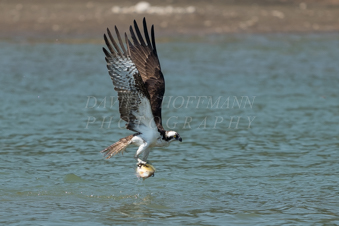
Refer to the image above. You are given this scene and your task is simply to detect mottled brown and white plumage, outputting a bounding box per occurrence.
[101,18,182,165]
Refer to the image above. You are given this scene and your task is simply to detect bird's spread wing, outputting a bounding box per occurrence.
[103,27,157,135]
[128,18,166,134]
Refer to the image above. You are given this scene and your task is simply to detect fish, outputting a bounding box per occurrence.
[136,163,156,179]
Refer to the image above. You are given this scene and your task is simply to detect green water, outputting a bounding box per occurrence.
[1,34,339,225]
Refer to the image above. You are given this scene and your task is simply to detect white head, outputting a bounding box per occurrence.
[165,131,182,142]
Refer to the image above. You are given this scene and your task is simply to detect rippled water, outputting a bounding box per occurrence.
[1,34,339,225]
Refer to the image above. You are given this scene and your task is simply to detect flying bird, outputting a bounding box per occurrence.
[101,18,182,165]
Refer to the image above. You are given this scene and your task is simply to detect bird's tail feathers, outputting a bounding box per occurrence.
[101,135,134,159]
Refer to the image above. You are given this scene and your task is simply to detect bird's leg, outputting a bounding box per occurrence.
[134,142,149,165]
[142,151,150,163]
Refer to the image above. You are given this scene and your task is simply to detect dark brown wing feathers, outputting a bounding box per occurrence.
[128,18,165,132]
[151,25,158,57]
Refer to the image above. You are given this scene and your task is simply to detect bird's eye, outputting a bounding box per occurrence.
[173,135,176,138]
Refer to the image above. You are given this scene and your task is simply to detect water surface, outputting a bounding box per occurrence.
[1,34,339,225]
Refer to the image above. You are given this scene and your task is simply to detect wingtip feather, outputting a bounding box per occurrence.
[103,47,111,58]
[151,25,157,55]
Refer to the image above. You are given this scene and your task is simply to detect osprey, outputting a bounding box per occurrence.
[101,18,182,165]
